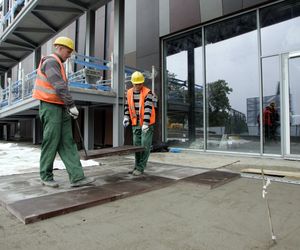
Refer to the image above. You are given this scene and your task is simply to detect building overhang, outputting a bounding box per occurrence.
[0,0,110,73]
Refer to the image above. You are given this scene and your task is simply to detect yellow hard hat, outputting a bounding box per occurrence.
[54,36,74,51]
[131,71,145,84]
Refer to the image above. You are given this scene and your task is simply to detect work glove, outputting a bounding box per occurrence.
[68,106,79,119]
[142,124,149,133]
[123,118,130,127]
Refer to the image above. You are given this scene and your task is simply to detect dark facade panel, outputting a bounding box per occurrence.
[136,0,160,57]
[200,0,222,23]
[222,0,243,15]
[243,0,273,8]
[170,0,201,32]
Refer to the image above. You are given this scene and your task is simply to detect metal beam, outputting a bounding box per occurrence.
[5,39,35,49]
[11,33,38,48]
[0,59,16,63]
[34,5,83,14]
[31,11,58,33]
[15,27,55,34]
[66,0,89,10]
[0,52,18,61]
[0,47,33,51]
[0,65,9,71]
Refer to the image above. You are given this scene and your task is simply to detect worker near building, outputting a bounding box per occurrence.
[123,71,156,176]
[33,36,95,188]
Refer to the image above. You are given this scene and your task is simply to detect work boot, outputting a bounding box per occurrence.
[128,168,136,174]
[70,177,95,187]
[132,169,143,176]
[41,179,59,188]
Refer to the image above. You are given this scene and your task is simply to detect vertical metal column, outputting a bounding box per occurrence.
[34,47,41,69]
[257,9,264,155]
[83,10,95,150]
[187,47,196,142]
[112,0,125,147]
[85,9,95,57]
[281,53,290,156]
[83,106,94,150]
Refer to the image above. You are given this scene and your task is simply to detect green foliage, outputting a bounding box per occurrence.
[207,80,233,126]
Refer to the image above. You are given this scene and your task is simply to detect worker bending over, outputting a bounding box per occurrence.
[123,71,156,176]
[33,36,95,188]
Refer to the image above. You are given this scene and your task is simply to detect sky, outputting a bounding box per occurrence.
[0,142,99,176]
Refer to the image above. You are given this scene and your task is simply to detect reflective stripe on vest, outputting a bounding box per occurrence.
[127,86,156,126]
[32,54,66,105]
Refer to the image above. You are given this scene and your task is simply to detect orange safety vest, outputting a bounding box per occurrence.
[127,86,156,126]
[32,54,66,105]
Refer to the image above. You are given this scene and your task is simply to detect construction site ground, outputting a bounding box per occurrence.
[1,147,300,250]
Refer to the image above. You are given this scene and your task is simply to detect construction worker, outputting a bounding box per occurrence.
[123,71,156,176]
[33,36,95,188]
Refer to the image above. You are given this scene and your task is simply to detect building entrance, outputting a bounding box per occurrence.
[282,52,300,158]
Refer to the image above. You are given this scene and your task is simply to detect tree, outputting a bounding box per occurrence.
[207,79,233,126]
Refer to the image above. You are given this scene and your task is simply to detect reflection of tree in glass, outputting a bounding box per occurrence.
[207,80,232,126]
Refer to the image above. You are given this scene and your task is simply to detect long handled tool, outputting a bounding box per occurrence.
[261,168,276,243]
[75,119,88,159]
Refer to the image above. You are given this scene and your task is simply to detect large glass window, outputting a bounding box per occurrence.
[261,56,281,154]
[164,31,203,148]
[163,1,300,156]
[260,0,300,56]
[289,56,300,155]
[205,12,259,152]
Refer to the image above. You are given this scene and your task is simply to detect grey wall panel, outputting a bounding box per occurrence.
[125,0,136,54]
[136,0,159,57]
[200,0,223,22]
[159,0,170,37]
[125,51,136,68]
[222,0,242,15]
[95,6,105,59]
[21,52,34,75]
[243,0,272,8]
[170,0,200,32]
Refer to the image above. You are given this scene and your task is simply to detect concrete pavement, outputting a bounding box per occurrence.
[1,150,300,249]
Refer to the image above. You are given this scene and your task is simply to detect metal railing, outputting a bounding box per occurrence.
[0,0,29,34]
[0,53,156,110]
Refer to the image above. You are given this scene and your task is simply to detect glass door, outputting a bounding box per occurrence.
[282,51,300,158]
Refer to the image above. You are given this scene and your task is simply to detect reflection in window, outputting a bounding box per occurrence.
[260,0,300,56]
[261,56,281,154]
[164,31,203,148]
[205,12,260,152]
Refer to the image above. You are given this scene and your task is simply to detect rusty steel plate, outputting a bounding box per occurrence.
[183,170,240,189]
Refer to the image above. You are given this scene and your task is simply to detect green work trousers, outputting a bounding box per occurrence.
[132,124,154,172]
[39,101,84,183]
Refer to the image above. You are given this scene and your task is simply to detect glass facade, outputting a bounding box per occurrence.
[205,12,259,153]
[288,57,300,155]
[261,56,281,154]
[164,31,203,148]
[163,0,300,156]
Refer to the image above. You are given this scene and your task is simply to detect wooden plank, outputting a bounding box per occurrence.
[80,145,144,160]
[241,168,300,178]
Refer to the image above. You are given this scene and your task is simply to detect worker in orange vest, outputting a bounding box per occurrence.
[123,71,156,176]
[33,36,95,188]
